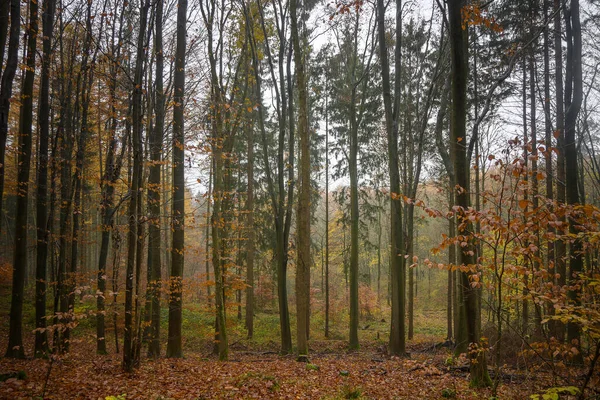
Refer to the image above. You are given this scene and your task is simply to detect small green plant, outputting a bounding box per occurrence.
[530,386,579,400]
[306,363,320,371]
[441,388,456,398]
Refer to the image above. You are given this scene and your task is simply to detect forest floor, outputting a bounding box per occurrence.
[0,335,567,400]
[0,280,589,399]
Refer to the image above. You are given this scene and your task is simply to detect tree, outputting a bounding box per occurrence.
[245,115,256,338]
[97,0,127,355]
[146,0,165,359]
[291,0,310,359]
[447,0,491,387]
[167,0,187,359]
[123,0,150,372]
[34,0,56,358]
[251,0,296,354]
[564,0,583,360]
[6,0,38,359]
[377,0,406,356]
[0,0,19,237]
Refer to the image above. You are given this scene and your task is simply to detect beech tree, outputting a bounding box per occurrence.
[447,0,491,387]
[167,0,187,359]
[6,0,37,359]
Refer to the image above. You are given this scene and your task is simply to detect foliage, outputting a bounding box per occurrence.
[529,386,579,400]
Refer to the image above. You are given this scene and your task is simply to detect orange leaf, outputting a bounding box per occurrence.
[518,199,528,210]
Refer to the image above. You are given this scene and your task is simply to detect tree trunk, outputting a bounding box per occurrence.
[448,0,490,387]
[6,0,37,359]
[0,0,19,237]
[554,0,567,343]
[543,0,556,339]
[291,0,310,359]
[325,85,330,339]
[145,0,164,359]
[124,0,149,372]
[167,0,187,359]
[245,116,255,338]
[564,0,583,361]
[34,0,56,358]
[377,0,406,356]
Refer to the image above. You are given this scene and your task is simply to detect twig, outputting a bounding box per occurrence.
[41,355,55,399]
[578,340,600,400]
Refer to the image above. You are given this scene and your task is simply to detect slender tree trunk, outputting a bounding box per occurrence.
[554,0,567,343]
[349,96,359,350]
[124,0,149,372]
[146,0,165,359]
[205,163,212,307]
[325,86,330,339]
[564,0,583,360]
[291,0,310,359]
[34,0,56,358]
[0,0,20,237]
[167,0,187,359]
[97,2,126,355]
[6,0,37,359]
[522,60,529,337]
[245,117,255,338]
[377,0,406,356]
[529,32,543,337]
[543,0,556,338]
[251,0,294,353]
[448,0,490,387]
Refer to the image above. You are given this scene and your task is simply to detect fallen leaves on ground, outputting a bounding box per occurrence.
[0,340,552,400]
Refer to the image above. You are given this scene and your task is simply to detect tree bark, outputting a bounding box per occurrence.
[146,0,165,359]
[291,0,310,359]
[167,0,187,359]
[448,0,490,387]
[34,0,56,358]
[377,0,406,356]
[564,0,583,360]
[245,118,255,338]
[0,0,19,237]
[6,0,37,359]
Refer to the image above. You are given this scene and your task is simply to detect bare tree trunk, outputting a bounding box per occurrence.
[0,0,20,237]
[6,0,37,359]
[245,117,255,338]
[167,0,187,359]
[554,0,567,343]
[124,0,149,372]
[146,0,165,359]
[564,0,583,361]
[377,0,406,356]
[34,0,56,358]
[291,0,310,359]
[448,0,490,387]
[325,83,330,339]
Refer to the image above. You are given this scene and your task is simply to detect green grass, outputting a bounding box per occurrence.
[0,279,450,355]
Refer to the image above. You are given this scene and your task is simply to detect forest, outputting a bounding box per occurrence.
[0,0,599,398]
